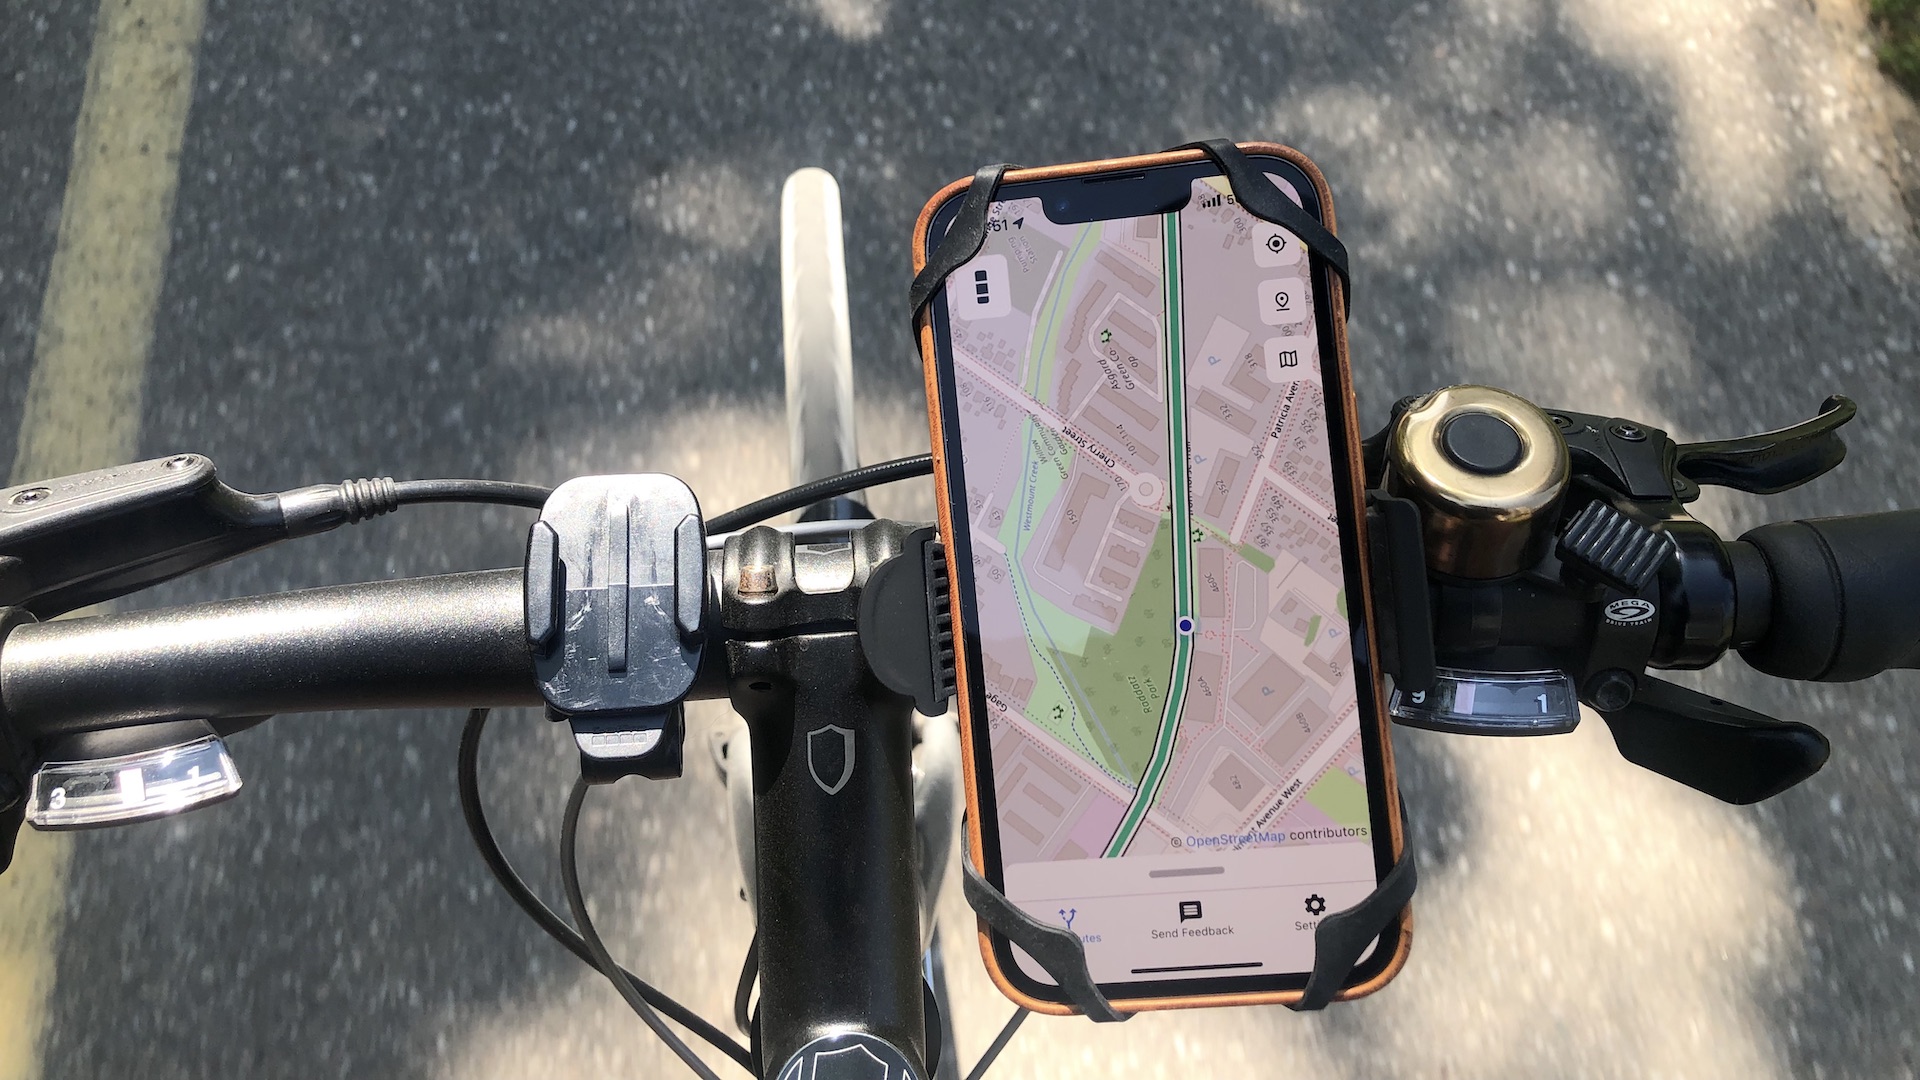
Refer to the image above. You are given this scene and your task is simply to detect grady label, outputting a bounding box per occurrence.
[1605,598,1656,625]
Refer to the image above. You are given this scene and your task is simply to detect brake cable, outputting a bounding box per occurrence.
[705,454,932,534]
[453,456,948,1078]
[458,710,754,1073]
[562,775,728,1080]
[965,1009,1030,1080]
[386,478,552,509]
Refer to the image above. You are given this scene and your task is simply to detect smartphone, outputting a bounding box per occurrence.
[913,143,1410,1012]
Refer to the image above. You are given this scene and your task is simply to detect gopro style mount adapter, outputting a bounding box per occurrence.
[526,475,706,782]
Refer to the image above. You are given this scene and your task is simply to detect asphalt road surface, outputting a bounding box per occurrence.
[3,0,1919,1077]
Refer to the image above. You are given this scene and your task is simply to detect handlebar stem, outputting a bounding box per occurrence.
[714,521,932,1079]
[727,634,927,1078]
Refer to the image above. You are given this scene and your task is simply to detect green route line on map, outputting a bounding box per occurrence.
[1104,210,1195,858]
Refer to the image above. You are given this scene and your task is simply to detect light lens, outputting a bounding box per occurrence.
[27,735,242,829]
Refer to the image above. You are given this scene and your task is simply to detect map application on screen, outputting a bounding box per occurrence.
[942,173,1381,985]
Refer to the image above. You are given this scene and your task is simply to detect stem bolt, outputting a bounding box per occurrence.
[8,487,49,506]
[739,565,777,597]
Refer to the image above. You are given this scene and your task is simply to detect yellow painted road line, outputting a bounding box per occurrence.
[0,0,206,1073]
[13,0,206,482]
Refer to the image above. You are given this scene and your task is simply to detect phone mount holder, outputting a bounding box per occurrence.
[526,475,707,782]
[912,138,1420,1014]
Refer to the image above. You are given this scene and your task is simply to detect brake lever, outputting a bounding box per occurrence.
[1669,395,1855,495]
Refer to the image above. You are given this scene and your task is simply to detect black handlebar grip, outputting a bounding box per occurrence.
[1738,511,1920,681]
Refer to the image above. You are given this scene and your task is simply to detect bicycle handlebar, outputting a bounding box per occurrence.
[0,569,538,739]
[1734,510,1920,681]
[0,399,1911,1080]
[0,524,941,1080]
[5,513,1919,745]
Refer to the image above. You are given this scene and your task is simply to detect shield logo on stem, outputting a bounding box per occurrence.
[806,724,856,796]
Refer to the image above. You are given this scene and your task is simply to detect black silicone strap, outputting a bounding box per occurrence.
[1167,138,1352,316]
[962,858,1128,1022]
[909,163,1015,321]
[963,801,1415,1017]
[1289,808,1417,1011]
[912,144,1350,330]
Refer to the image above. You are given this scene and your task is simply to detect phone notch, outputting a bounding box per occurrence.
[1040,167,1194,225]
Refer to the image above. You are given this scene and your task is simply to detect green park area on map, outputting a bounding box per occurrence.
[1304,769,1370,829]
[990,411,1177,784]
[1049,516,1175,781]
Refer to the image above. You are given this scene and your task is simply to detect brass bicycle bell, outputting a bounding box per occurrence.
[1387,385,1571,580]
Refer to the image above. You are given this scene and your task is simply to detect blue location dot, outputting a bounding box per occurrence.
[1176,616,1195,635]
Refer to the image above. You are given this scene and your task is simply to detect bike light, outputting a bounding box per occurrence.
[26,733,241,829]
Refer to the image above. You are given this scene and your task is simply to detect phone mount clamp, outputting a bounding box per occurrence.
[526,474,706,782]
[913,138,1419,1014]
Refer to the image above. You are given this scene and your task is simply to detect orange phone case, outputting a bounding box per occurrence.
[912,142,1412,1014]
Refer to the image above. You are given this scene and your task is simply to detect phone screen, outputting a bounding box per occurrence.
[927,159,1395,997]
